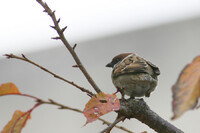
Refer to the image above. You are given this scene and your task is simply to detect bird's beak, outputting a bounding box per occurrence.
[106,62,113,67]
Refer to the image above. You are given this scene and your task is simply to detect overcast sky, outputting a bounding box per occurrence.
[1,0,200,55]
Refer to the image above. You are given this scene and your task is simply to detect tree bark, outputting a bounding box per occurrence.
[118,98,183,133]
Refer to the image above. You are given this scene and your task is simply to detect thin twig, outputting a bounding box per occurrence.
[100,116,126,133]
[98,118,133,133]
[72,44,77,50]
[5,54,94,96]
[1,93,40,101]
[37,99,133,133]
[36,0,101,94]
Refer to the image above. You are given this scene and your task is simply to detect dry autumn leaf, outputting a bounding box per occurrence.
[172,55,200,120]
[0,83,21,96]
[1,110,31,133]
[83,92,120,125]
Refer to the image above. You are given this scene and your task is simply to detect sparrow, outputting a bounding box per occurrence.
[106,53,160,98]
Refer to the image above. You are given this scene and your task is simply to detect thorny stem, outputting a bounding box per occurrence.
[5,54,94,96]
[36,0,101,94]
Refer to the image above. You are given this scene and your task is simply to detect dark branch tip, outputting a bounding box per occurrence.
[61,26,67,33]
[48,99,54,103]
[57,18,61,23]
[72,64,80,68]
[50,25,56,29]
[4,54,12,59]
[21,54,26,58]
[51,37,61,40]
[73,44,77,50]
[43,9,47,13]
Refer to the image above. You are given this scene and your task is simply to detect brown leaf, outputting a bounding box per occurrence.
[83,92,120,125]
[172,55,200,120]
[0,83,21,96]
[1,110,31,133]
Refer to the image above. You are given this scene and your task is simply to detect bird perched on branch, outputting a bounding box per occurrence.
[106,53,160,98]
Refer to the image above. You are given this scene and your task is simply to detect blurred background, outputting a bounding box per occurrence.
[0,0,200,132]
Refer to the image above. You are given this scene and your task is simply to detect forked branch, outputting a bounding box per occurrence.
[37,99,133,133]
[100,116,127,133]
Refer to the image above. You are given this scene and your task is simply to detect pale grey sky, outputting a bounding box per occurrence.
[0,0,200,55]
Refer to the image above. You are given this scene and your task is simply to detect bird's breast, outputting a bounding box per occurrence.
[112,73,157,97]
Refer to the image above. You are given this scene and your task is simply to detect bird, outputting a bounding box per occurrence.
[106,53,160,98]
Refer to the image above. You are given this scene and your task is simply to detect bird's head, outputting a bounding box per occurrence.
[106,53,133,68]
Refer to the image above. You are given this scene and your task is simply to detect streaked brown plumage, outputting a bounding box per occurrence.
[106,53,160,98]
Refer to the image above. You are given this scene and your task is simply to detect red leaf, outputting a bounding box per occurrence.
[0,83,21,96]
[172,56,200,120]
[83,92,120,125]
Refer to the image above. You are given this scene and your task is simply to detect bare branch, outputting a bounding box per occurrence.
[37,99,132,133]
[5,54,94,96]
[119,99,184,133]
[36,0,101,94]
[100,116,126,133]
[98,118,133,133]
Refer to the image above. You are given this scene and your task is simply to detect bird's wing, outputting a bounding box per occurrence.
[113,55,149,77]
